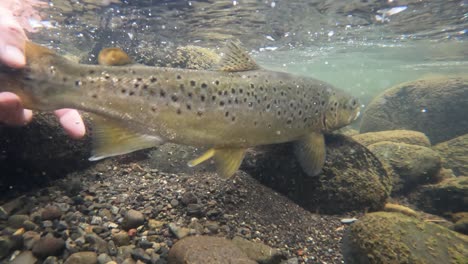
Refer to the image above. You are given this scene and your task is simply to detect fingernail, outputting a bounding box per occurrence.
[5,45,25,67]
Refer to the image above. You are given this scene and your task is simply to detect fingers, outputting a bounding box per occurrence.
[54,109,86,139]
[0,92,33,126]
[0,7,27,68]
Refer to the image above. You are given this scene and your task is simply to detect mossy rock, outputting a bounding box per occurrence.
[409,176,468,216]
[433,134,468,176]
[352,130,431,147]
[242,134,391,214]
[359,76,468,144]
[342,212,468,264]
[367,141,442,194]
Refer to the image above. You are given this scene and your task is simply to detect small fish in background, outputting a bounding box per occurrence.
[375,6,408,23]
[0,41,360,178]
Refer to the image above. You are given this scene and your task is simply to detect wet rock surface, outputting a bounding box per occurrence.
[433,134,468,176]
[352,129,431,147]
[367,141,442,194]
[359,76,468,144]
[342,212,468,264]
[409,176,468,216]
[242,134,391,214]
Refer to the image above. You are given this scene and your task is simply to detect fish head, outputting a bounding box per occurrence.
[323,93,360,131]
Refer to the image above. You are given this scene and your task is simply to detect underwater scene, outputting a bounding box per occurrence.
[0,0,467,263]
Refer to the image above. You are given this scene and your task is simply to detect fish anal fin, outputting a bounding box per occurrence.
[217,41,259,72]
[89,115,163,161]
[294,132,326,177]
[188,147,246,178]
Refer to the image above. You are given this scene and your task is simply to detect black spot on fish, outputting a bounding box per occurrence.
[201,83,207,89]
[200,95,206,102]
[211,95,216,101]
[231,116,236,122]
[180,84,185,91]
[190,80,196,86]
[215,80,220,85]
[197,111,203,117]
[239,89,243,94]
[129,91,135,96]
[92,94,98,99]
[89,70,95,74]
[75,80,81,86]
[151,106,157,112]
[266,104,271,110]
[231,88,236,94]
[188,92,193,98]
[250,84,254,88]
[134,83,139,88]
[220,101,225,106]
[150,77,157,83]
[177,75,181,80]
[137,77,142,81]
[160,90,166,97]
[176,109,182,115]
[62,77,68,82]
[223,91,228,96]
[186,104,192,110]
[286,119,292,125]
[143,84,148,90]
[171,95,178,102]
[225,111,229,117]
[321,100,325,106]
[131,70,136,74]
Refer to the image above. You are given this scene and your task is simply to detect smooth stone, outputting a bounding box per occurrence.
[22,220,38,231]
[168,236,256,264]
[41,206,62,220]
[64,251,98,264]
[112,231,130,247]
[7,214,30,229]
[91,216,103,225]
[180,192,198,205]
[130,248,151,263]
[123,210,144,230]
[433,134,468,176]
[0,236,13,259]
[0,196,27,220]
[85,233,108,254]
[43,256,59,264]
[32,235,65,258]
[231,236,284,264]
[340,218,358,224]
[108,240,118,256]
[148,219,164,230]
[9,250,37,264]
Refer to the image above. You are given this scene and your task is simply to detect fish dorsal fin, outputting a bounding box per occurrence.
[187,147,246,178]
[294,132,326,177]
[217,41,259,72]
[89,114,163,161]
[98,47,133,66]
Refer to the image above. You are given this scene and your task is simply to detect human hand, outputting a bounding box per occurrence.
[0,7,86,139]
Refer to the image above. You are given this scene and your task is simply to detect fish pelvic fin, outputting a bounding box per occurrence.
[294,132,326,177]
[89,114,163,161]
[24,41,56,63]
[188,147,246,179]
[217,41,260,72]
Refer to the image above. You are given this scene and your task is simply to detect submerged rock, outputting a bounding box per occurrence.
[367,141,442,194]
[359,76,468,144]
[352,130,431,147]
[433,134,468,176]
[242,134,391,214]
[231,236,285,264]
[409,176,468,215]
[168,236,256,264]
[342,212,468,264]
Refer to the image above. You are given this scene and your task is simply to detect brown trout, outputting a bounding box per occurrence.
[0,41,360,178]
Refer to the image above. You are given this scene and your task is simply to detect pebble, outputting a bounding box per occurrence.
[43,256,59,264]
[9,250,37,264]
[91,216,103,225]
[23,220,38,231]
[107,240,118,256]
[180,192,198,205]
[340,218,358,224]
[41,206,62,220]
[42,220,54,228]
[148,219,164,230]
[170,199,179,207]
[168,223,190,239]
[64,251,98,264]
[0,236,13,259]
[23,231,40,250]
[32,234,65,258]
[112,231,130,246]
[124,210,144,230]
[7,214,30,229]
[97,253,113,264]
[131,247,151,263]
[186,203,203,216]
[85,233,108,254]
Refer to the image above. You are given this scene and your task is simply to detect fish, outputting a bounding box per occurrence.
[0,41,360,178]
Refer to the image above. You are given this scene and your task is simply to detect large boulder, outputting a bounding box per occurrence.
[242,134,391,214]
[342,212,468,264]
[433,134,468,176]
[352,130,431,147]
[359,76,468,144]
[409,176,468,215]
[367,141,442,194]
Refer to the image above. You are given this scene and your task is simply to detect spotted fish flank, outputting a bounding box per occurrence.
[0,41,360,178]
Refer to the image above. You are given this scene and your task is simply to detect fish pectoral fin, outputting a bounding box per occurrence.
[89,115,163,161]
[217,41,260,72]
[188,147,246,179]
[294,132,326,177]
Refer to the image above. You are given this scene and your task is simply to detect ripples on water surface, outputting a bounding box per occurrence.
[36,0,468,105]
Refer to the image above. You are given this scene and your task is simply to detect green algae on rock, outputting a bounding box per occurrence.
[433,134,468,176]
[242,134,391,214]
[359,76,468,144]
[409,176,468,216]
[342,212,468,264]
[367,141,442,194]
[352,130,431,147]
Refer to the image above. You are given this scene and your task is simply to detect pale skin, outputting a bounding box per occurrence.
[0,7,85,138]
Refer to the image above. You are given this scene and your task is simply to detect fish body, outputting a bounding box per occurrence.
[0,41,360,177]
